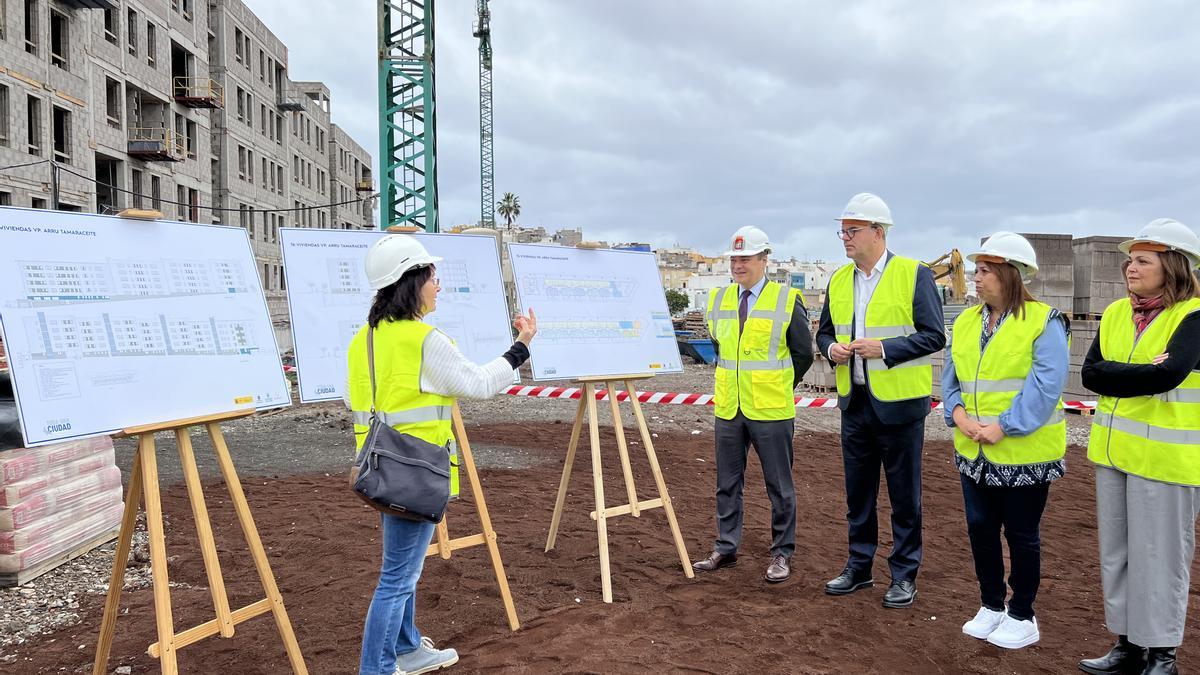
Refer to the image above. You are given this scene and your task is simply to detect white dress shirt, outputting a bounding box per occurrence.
[827,251,889,385]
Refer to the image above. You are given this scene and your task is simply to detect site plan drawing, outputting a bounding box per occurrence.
[280,229,515,403]
[0,207,290,447]
[507,243,682,380]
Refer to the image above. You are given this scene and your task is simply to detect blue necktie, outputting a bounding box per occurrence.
[738,289,750,333]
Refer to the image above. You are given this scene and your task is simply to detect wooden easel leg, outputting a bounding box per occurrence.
[206,423,308,675]
[585,384,613,603]
[434,517,452,560]
[545,393,587,552]
[606,384,640,517]
[92,440,146,675]
[138,435,179,674]
[175,428,235,638]
[625,380,694,579]
[451,405,520,630]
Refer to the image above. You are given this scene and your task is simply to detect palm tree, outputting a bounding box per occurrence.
[496,192,521,228]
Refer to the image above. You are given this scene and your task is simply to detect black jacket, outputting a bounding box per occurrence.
[1081,310,1200,397]
[816,253,946,425]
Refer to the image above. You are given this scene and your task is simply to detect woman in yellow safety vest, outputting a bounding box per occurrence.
[1079,218,1200,675]
[942,232,1069,651]
[349,234,536,675]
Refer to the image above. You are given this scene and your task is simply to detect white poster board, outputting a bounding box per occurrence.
[507,243,682,381]
[0,207,290,447]
[279,229,515,403]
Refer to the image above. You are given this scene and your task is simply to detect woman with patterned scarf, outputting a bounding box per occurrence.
[1080,218,1200,675]
[942,232,1070,650]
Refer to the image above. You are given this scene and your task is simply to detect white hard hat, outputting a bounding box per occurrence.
[967,231,1040,280]
[837,192,893,228]
[364,234,442,291]
[1118,218,1200,267]
[725,226,771,257]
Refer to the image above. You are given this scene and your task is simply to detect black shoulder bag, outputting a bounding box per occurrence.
[349,327,451,522]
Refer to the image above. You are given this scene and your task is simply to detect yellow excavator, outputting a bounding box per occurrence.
[924,249,969,304]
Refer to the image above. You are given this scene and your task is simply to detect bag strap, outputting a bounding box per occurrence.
[367,326,378,420]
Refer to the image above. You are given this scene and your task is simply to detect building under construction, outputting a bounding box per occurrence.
[0,0,377,323]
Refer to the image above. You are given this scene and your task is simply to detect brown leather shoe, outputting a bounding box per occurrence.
[692,550,737,572]
[765,554,790,583]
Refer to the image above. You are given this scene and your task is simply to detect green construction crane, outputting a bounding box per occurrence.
[377,0,438,231]
[474,0,495,228]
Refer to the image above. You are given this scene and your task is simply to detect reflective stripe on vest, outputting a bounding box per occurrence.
[1088,297,1200,486]
[950,301,1067,465]
[351,405,454,427]
[827,255,933,402]
[706,281,802,421]
[347,319,460,497]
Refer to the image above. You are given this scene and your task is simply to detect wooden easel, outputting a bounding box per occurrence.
[92,410,307,674]
[544,375,693,603]
[424,404,520,630]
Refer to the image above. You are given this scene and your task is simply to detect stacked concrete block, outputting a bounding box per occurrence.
[1073,236,1129,317]
[1018,233,1074,314]
[1063,319,1099,399]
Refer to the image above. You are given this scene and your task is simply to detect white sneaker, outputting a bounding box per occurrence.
[962,606,1006,639]
[394,636,459,675]
[986,614,1040,649]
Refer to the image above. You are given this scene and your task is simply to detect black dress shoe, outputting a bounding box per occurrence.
[824,567,873,595]
[1078,635,1148,674]
[1143,647,1177,675]
[882,579,917,608]
[692,550,737,572]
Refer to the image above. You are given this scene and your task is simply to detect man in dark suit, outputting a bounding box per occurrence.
[816,193,946,608]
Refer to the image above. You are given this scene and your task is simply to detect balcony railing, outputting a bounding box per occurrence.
[173,77,225,109]
[127,127,185,162]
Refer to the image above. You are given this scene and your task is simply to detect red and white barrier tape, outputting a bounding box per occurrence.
[502,385,1097,412]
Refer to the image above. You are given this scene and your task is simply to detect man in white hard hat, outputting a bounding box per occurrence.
[694,226,813,583]
[817,193,946,608]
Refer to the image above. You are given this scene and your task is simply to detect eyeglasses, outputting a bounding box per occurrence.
[836,226,873,241]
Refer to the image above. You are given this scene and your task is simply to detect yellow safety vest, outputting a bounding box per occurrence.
[1087,297,1200,486]
[950,302,1066,465]
[705,280,804,421]
[347,319,459,498]
[827,255,933,402]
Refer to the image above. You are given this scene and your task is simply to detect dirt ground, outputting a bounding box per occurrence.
[6,408,1198,674]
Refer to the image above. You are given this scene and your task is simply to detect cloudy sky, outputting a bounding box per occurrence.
[247,0,1199,263]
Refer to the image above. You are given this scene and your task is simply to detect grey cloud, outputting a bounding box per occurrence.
[248,0,1200,264]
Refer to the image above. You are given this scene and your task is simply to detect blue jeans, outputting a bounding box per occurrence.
[359,514,436,675]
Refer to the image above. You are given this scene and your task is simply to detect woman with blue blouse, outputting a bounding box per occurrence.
[941,232,1069,650]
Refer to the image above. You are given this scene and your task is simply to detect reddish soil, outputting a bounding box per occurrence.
[8,421,1199,674]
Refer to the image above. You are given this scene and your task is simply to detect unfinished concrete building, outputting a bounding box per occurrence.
[0,0,377,325]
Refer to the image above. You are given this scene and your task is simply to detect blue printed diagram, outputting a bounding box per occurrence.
[15,258,251,304]
[23,312,260,359]
[538,318,643,344]
[519,275,637,301]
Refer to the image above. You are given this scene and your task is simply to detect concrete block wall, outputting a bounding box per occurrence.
[1073,235,1128,316]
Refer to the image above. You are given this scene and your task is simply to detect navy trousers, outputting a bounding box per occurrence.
[840,385,924,581]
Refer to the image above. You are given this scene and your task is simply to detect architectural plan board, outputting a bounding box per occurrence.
[279,229,516,403]
[0,206,290,448]
[507,243,683,381]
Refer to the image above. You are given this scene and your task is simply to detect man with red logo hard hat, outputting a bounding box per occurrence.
[694,226,814,583]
